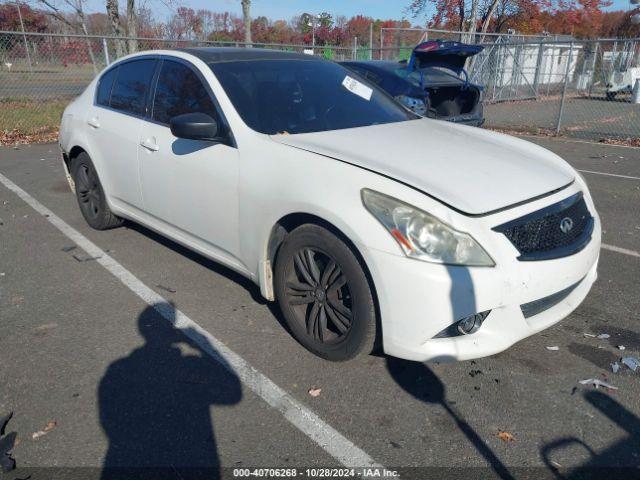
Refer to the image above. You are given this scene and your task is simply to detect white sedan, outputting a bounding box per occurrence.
[58,48,601,362]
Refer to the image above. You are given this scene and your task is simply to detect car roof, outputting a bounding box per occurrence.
[178,47,317,63]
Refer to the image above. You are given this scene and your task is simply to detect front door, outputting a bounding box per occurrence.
[138,59,241,266]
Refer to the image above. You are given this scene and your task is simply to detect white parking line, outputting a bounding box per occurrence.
[577,169,640,181]
[0,172,382,470]
[601,243,640,259]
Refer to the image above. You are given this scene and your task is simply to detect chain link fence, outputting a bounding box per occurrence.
[1,30,639,145]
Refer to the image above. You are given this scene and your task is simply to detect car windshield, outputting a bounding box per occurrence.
[209,59,416,135]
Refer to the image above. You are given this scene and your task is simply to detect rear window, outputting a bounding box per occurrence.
[96,68,116,106]
[110,59,157,116]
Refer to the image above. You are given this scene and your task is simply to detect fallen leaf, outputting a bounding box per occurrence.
[497,430,516,442]
[32,420,56,440]
[34,323,58,335]
[308,387,321,397]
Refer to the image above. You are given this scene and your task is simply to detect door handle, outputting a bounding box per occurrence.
[140,138,159,152]
[87,117,100,129]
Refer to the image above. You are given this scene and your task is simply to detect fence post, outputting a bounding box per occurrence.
[532,42,544,99]
[369,22,373,60]
[555,41,574,135]
[16,2,33,73]
[587,41,599,98]
[353,36,357,60]
[103,38,110,66]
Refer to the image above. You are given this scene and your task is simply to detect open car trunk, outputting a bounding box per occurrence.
[427,85,480,117]
[408,41,484,123]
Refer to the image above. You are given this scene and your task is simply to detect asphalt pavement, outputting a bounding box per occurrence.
[1,136,639,479]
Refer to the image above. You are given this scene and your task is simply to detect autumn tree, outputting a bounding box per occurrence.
[0,3,47,31]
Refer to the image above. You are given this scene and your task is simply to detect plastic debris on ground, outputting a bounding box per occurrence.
[618,345,626,350]
[579,378,618,390]
[496,430,516,442]
[546,346,560,351]
[596,334,610,339]
[308,387,321,397]
[621,357,639,372]
[72,254,101,262]
[156,284,177,293]
[32,420,56,440]
[61,245,77,252]
[611,362,620,374]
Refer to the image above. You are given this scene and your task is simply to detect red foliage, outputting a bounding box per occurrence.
[0,3,48,32]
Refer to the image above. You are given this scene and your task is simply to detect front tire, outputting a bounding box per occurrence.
[71,152,123,230]
[274,224,377,361]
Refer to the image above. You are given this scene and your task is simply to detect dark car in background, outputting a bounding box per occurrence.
[342,40,485,126]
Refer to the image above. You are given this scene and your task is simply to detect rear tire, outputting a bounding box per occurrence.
[274,224,377,361]
[71,152,123,230]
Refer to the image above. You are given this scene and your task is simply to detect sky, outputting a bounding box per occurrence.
[83,0,633,21]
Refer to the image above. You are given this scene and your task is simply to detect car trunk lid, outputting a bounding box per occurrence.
[408,40,484,75]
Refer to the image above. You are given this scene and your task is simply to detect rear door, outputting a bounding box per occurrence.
[85,58,158,211]
[138,58,241,265]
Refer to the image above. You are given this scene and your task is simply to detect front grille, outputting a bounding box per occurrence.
[494,192,594,261]
[520,277,584,318]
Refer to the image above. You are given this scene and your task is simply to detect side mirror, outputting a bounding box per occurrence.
[170,112,222,142]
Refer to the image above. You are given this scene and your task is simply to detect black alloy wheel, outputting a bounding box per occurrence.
[274,224,377,361]
[71,152,123,230]
[286,247,353,344]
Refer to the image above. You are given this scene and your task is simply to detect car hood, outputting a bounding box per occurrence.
[270,119,575,216]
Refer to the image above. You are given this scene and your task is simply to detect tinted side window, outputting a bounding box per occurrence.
[110,59,156,116]
[96,68,116,106]
[152,60,217,125]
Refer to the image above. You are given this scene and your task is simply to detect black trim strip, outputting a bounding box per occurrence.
[520,276,585,318]
[278,142,575,218]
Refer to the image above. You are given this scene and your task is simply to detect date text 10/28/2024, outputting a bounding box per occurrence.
[232,468,400,478]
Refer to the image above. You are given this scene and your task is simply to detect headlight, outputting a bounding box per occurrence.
[361,189,495,267]
[394,95,427,116]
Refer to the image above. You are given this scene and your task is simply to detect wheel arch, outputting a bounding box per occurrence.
[62,145,88,193]
[264,212,382,350]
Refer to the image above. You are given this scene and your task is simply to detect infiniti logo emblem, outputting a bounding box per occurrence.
[560,217,574,234]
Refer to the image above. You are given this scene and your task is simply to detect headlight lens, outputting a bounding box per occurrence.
[361,189,495,266]
[394,95,427,116]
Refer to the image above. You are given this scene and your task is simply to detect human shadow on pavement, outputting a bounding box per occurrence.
[386,358,516,480]
[98,303,242,480]
[386,263,514,479]
[541,390,640,479]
